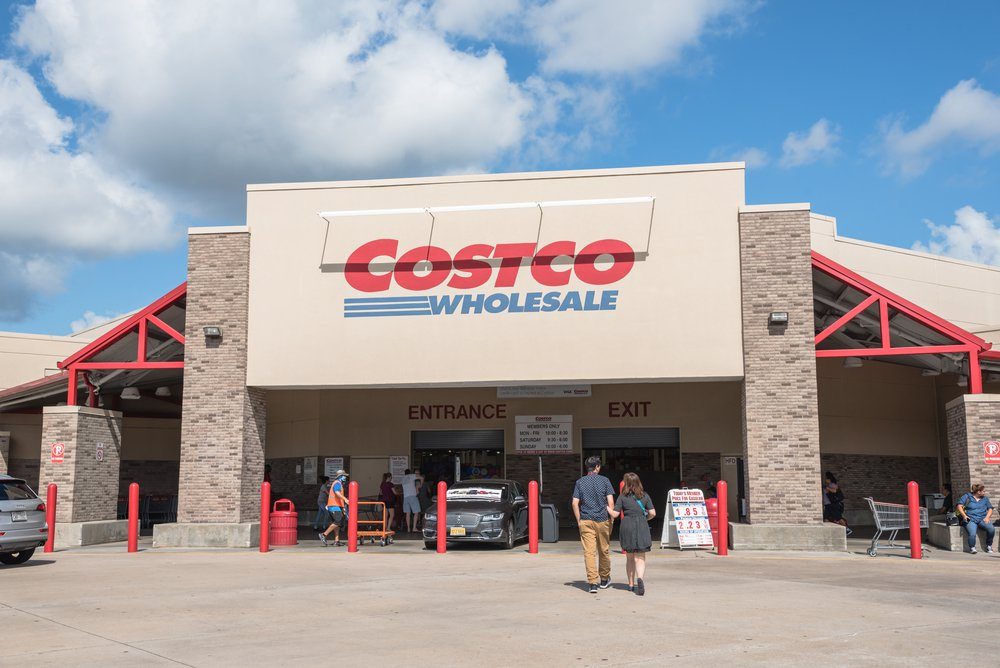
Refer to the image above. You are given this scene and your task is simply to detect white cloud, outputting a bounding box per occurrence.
[527,0,746,76]
[913,205,1000,267]
[69,310,124,334]
[779,118,840,168]
[0,59,174,320]
[432,0,525,39]
[882,79,1000,178]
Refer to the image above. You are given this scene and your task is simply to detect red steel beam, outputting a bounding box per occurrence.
[137,318,147,363]
[815,294,879,346]
[146,313,185,345]
[816,345,973,358]
[970,349,983,394]
[73,361,184,370]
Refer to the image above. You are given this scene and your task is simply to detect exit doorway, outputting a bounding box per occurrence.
[581,427,680,514]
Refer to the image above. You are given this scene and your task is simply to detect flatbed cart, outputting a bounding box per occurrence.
[865,497,928,557]
[354,500,395,547]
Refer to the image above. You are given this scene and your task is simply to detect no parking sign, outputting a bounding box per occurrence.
[984,441,1000,464]
[50,442,65,463]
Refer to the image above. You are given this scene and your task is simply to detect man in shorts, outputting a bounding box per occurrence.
[401,469,422,533]
[318,470,349,547]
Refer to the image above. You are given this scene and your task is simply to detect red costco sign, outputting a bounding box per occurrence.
[50,442,65,464]
[984,441,1000,464]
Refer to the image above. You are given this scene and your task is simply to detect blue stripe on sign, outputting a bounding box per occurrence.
[345,302,432,311]
[344,310,433,318]
[344,296,430,304]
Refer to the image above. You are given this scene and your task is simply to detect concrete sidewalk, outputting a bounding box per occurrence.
[3,543,997,666]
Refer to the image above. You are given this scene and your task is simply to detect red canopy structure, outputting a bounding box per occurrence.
[58,283,186,406]
[812,252,992,393]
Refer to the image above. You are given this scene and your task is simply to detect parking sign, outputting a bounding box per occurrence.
[984,441,1000,464]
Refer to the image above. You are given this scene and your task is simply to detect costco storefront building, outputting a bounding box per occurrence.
[3,162,1000,549]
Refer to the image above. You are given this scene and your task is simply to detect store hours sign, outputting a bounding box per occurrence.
[515,415,573,455]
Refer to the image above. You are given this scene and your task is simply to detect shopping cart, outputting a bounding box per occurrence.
[354,500,395,547]
[865,497,928,557]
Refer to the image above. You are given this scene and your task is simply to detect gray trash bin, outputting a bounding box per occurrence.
[540,503,559,543]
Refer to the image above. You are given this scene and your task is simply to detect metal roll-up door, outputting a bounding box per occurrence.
[411,430,505,451]
[581,428,679,449]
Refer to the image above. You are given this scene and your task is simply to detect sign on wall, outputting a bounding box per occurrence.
[323,457,344,478]
[303,457,318,484]
[514,415,573,455]
[984,441,1000,465]
[50,442,65,464]
[390,456,408,483]
[498,385,591,398]
[95,442,105,462]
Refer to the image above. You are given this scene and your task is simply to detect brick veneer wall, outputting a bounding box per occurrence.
[820,454,939,512]
[265,456,356,516]
[681,452,721,492]
[8,458,40,491]
[38,406,122,523]
[177,230,267,523]
[119,460,180,497]
[739,207,823,525]
[0,431,8,474]
[506,454,580,525]
[946,395,1000,497]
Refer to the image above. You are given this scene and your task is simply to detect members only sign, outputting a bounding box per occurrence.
[515,415,573,455]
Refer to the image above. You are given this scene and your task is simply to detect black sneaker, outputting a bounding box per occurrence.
[588,584,598,594]
[636,579,645,596]
[599,578,611,589]
[317,533,328,546]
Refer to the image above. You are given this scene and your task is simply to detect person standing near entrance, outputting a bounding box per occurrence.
[318,470,349,547]
[313,476,331,531]
[572,456,615,594]
[608,472,656,596]
[401,469,422,533]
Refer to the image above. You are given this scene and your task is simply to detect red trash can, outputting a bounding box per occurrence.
[705,497,719,548]
[270,499,298,546]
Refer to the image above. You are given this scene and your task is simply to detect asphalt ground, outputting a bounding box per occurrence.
[3,535,998,667]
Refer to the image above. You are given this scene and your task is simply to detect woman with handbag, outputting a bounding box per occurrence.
[608,472,656,596]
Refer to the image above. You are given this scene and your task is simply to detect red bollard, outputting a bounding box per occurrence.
[716,481,729,556]
[347,481,359,553]
[907,480,922,559]
[260,481,271,553]
[127,482,140,553]
[437,481,447,554]
[705,497,719,548]
[43,483,57,553]
[528,480,539,554]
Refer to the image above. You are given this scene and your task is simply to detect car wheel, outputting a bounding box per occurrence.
[424,541,437,550]
[504,520,515,550]
[0,548,35,565]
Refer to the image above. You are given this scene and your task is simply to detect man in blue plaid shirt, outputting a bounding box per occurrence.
[572,456,616,593]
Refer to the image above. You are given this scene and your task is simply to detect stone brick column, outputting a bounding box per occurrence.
[175,228,266,526]
[738,204,823,526]
[946,394,1000,496]
[0,430,9,474]
[38,406,122,523]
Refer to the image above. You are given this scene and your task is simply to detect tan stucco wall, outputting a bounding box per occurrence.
[0,412,42,461]
[246,164,746,387]
[811,214,1000,338]
[265,382,744,461]
[0,333,80,391]
[0,414,179,463]
[817,358,940,457]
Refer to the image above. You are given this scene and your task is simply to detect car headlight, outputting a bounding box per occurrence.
[482,512,504,521]
[424,513,436,521]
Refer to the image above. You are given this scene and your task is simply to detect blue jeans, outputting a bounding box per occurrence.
[965,519,995,549]
[314,503,330,529]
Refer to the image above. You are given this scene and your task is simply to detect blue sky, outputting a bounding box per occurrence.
[1,1,999,334]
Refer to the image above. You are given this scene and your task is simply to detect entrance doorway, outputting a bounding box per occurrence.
[581,427,681,511]
[411,429,504,484]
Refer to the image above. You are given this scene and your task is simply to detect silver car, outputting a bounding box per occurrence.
[0,474,48,565]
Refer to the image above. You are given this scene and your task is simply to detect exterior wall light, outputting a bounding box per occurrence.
[203,326,222,338]
[768,312,789,325]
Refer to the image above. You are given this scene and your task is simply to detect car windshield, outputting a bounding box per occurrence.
[447,484,507,501]
[0,481,36,501]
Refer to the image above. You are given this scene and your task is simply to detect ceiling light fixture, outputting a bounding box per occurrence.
[843,357,863,368]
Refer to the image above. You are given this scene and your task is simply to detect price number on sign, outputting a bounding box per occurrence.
[683,520,703,530]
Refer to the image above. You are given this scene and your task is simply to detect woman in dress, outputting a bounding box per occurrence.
[608,472,656,596]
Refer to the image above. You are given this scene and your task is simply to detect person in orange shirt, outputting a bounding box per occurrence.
[318,470,350,547]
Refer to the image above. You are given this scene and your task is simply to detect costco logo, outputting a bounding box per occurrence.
[343,238,634,318]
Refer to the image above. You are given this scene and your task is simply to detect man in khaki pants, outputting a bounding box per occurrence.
[572,456,616,594]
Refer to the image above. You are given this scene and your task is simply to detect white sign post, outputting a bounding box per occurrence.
[514,415,573,455]
[660,488,713,550]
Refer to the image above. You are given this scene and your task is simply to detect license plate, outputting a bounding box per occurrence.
[449,527,466,537]
[11,511,27,522]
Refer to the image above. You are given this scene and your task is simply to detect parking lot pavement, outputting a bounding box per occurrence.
[3,543,998,667]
